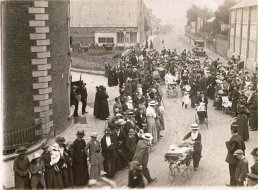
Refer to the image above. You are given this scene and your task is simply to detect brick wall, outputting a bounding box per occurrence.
[2,1,35,130]
[47,0,72,135]
[2,0,72,149]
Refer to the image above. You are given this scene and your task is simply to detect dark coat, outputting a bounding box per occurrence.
[128,169,145,188]
[125,136,137,161]
[251,162,258,175]
[93,89,101,118]
[41,151,63,189]
[133,140,149,169]
[98,91,110,120]
[225,134,246,164]
[248,94,258,129]
[101,135,117,161]
[236,114,249,141]
[183,132,202,152]
[80,86,88,100]
[13,156,30,189]
[72,139,89,186]
[235,157,249,182]
[135,111,147,129]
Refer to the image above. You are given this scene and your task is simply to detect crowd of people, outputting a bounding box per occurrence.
[13,43,258,189]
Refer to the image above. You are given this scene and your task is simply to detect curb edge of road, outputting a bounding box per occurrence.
[71,67,105,76]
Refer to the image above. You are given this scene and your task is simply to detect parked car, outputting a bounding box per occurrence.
[193,40,206,57]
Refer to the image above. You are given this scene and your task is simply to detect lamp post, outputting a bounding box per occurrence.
[123,30,126,50]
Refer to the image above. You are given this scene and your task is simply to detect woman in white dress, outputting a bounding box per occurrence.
[146,100,158,144]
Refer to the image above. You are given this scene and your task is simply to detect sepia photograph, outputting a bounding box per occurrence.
[1,0,258,189]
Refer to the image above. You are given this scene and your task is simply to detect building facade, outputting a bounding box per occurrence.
[70,0,154,47]
[2,0,72,153]
[228,0,258,71]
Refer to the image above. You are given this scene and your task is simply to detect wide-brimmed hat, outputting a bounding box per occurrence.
[51,143,60,151]
[251,147,258,156]
[77,130,85,136]
[116,118,126,125]
[128,129,136,134]
[141,133,153,141]
[124,110,135,117]
[15,146,27,154]
[149,100,158,106]
[32,152,41,160]
[233,149,244,156]
[190,123,199,130]
[55,136,65,144]
[41,142,49,149]
[105,128,112,134]
[91,132,98,138]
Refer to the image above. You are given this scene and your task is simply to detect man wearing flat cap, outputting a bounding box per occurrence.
[234,149,249,186]
[225,126,246,186]
[80,82,88,115]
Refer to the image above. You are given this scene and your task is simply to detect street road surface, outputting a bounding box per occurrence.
[76,33,257,188]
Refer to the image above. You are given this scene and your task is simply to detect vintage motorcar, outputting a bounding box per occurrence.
[193,40,206,57]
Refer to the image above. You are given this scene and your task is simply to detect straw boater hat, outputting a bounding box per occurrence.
[91,132,98,138]
[141,133,153,141]
[190,123,200,130]
[149,100,158,106]
[32,152,41,161]
[128,129,136,135]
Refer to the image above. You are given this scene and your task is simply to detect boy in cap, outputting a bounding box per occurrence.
[225,126,246,186]
[234,149,249,186]
[30,152,46,189]
[128,160,145,188]
[13,146,30,189]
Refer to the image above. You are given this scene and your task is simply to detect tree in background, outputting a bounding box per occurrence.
[214,0,238,36]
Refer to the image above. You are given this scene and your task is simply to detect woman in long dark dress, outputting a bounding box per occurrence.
[72,130,89,186]
[93,86,101,118]
[98,86,110,120]
[236,110,249,141]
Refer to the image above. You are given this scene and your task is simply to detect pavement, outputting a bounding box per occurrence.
[3,33,258,189]
[3,71,119,189]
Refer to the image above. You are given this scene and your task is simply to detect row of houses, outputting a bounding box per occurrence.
[70,0,160,48]
[1,0,160,154]
[185,0,258,72]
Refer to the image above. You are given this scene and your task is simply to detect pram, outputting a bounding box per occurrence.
[166,82,178,98]
[165,142,194,182]
[195,103,208,129]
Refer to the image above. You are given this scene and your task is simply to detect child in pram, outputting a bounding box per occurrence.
[196,102,207,124]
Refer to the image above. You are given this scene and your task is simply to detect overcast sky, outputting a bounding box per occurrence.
[144,0,224,33]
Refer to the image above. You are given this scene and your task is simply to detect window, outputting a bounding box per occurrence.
[98,38,105,43]
[130,32,137,43]
[117,32,124,43]
[98,37,114,43]
[106,38,114,43]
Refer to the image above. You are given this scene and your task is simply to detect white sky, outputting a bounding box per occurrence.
[144,0,224,33]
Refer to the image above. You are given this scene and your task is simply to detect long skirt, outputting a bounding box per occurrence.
[160,113,165,130]
[249,111,258,129]
[90,165,102,180]
[147,117,157,144]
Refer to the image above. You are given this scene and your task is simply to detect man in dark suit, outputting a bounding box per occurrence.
[133,133,156,184]
[101,128,117,178]
[80,83,88,114]
[118,68,126,89]
[225,125,246,186]
[135,108,147,131]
